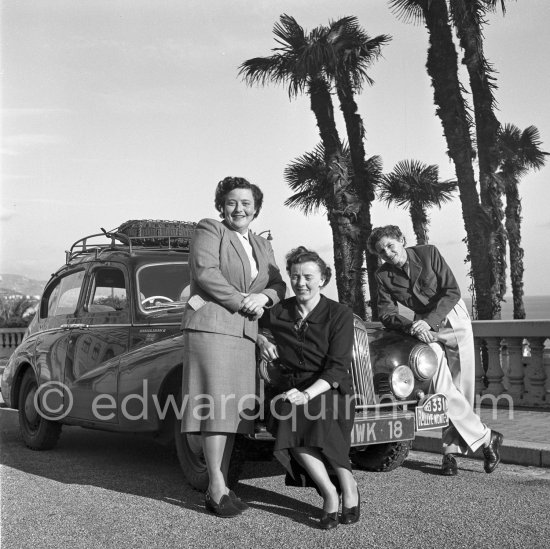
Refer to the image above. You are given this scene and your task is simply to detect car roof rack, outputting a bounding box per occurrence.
[65,220,196,263]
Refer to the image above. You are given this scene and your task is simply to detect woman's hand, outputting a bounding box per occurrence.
[409,320,435,343]
[280,388,309,406]
[240,293,269,316]
[256,334,279,362]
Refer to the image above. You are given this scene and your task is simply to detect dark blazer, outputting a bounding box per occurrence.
[375,245,461,332]
[262,295,354,394]
[181,218,286,341]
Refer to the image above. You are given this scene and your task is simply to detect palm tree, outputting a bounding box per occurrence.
[497,123,548,318]
[379,160,457,244]
[321,16,391,317]
[450,0,507,308]
[388,0,502,320]
[239,15,368,317]
[284,143,384,319]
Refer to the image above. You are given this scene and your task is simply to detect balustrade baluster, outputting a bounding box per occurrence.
[483,337,504,396]
[474,337,486,396]
[523,337,547,406]
[545,345,550,400]
[501,337,524,405]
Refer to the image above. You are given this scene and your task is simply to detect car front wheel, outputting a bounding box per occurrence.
[350,440,412,472]
[18,369,62,450]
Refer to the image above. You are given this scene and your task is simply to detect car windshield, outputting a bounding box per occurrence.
[136,262,190,312]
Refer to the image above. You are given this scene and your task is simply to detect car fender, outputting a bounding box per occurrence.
[0,335,39,408]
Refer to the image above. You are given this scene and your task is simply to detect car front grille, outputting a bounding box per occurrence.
[351,317,377,406]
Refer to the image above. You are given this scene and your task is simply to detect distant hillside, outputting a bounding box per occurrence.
[0,274,47,297]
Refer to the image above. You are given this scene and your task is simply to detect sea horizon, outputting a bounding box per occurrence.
[462,295,550,321]
[397,295,550,321]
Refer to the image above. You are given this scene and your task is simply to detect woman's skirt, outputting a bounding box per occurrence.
[180,330,257,434]
[269,380,355,487]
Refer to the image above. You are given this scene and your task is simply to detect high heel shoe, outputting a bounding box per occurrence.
[319,511,339,530]
[205,492,241,517]
[228,490,249,511]
[341,487,360,525]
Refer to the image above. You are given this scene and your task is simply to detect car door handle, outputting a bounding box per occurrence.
[60,323,89,330]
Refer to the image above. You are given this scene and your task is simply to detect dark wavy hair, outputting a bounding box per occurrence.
[367,225,406,254]
[285,246,332,287]
[214,176,263,218]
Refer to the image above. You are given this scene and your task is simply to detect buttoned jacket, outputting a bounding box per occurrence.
[262,295,354,394]
[181,218,286,341]
[375,245,461,332]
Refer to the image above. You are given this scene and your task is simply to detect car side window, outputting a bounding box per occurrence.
[42,270,86,318]
[87,267,128,312]
[137,262,190,312]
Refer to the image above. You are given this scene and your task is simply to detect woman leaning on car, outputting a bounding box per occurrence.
[180,176,286,517]
[367,225,503,476]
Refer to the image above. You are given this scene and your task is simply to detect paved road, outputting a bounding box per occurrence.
[1,407,549,549]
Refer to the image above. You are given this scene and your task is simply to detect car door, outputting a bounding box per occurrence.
[34,268,87,418]
[63,263,130,424]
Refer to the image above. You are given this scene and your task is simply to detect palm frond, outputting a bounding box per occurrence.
[284,143,333,215]
[379,159,457,210]
[388,0,428,25]
[324,16,391,90]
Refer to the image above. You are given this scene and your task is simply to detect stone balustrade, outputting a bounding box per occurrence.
[472,320,550,408]
[0,328,27,370]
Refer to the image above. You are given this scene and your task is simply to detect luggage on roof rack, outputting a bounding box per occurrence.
[66,220,197,263]
[116,219,196,248]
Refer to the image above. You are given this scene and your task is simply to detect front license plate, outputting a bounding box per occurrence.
[350,412,415,447]
[415,393,449,430]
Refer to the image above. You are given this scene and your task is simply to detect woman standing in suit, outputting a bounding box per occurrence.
[257,247,359,530]
[367,225,503,476]
[181,176,285,517]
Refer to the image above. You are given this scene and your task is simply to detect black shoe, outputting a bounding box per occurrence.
[341,487,360,525]
[319,511,339,530]
[205,492,241,517]
[441,454,458,476]
[228,490,249,511]
[483,430,503,473]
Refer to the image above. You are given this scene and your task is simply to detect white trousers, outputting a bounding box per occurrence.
[420,300,488,454]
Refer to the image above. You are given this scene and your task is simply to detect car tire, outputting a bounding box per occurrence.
[350,440,412,472]
[18,369,62,450]
[174,415,245,491]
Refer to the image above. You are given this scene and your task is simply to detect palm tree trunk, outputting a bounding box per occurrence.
[336,77,375,318]
[308,78,366,318]
[410,202,429,245]
[423,0,494,319]
[452,0,506,317]
[505,183,526,319]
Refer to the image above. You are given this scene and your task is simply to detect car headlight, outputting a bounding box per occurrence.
[409,344,438,380]
[390,365,415,399]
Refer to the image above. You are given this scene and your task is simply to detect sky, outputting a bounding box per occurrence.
[2,0,550,303]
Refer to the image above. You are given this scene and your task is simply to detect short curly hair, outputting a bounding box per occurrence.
[367,225,406,254]
[285,246,332,287]
[214,176,263,218]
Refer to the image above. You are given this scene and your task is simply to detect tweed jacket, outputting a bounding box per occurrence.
[181,218,286,341]
[375,245,461,332]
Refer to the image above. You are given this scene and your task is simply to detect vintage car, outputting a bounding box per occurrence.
[0,220,448,490]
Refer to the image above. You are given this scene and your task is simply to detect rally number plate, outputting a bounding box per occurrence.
[415,393,449,430]
[350,412,415,447]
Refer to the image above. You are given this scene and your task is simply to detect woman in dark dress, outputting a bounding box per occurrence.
[257,247,360,530]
